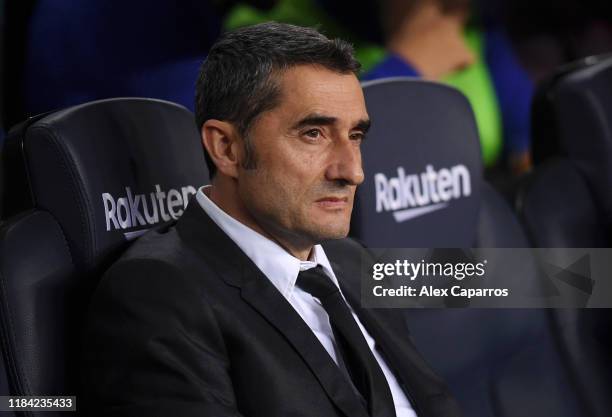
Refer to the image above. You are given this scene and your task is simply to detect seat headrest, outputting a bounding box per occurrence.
[353,79,483,247]
[532,55,612,224]
[15,98,209,271]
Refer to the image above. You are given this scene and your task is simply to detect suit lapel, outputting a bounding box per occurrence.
[240,275,370,417]
[176,202,369,417]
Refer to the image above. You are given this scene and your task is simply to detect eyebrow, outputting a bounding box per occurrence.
[291,114,337,130]
[291,113,372,133]
[355,119,371,134]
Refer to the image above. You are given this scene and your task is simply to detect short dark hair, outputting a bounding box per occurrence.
[195,22,361,178]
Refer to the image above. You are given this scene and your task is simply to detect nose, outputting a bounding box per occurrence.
[325,137,365,186]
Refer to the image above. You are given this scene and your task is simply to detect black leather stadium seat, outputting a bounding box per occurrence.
[516,55,612,417]
[0,98,209,415]
[353,78,590,417]
[516,158,606,248]
[527,53,612,245]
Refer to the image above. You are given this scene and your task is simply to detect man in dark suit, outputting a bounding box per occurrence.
[81,22,462,417]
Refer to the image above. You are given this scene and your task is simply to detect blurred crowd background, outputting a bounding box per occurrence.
[2,0,612,179]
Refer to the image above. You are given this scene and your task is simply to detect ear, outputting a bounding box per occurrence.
[201,120,242,179]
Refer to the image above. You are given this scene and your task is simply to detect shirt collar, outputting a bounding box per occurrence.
[195,186,340,300]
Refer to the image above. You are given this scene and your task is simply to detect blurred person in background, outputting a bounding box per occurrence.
[368,0,475,81]
[361,0,535,177]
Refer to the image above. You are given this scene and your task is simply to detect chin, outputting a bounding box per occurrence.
[308,223,350,242]
[298,210,352,241]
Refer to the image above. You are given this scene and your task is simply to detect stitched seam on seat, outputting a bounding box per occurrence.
[29,125,97,264]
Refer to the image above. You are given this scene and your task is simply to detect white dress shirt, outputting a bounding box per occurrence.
[196,186,417,417]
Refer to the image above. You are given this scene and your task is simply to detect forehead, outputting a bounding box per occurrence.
[274,65,368,123]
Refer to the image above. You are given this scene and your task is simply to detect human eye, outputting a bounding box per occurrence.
[302,128,323,141]
[349,131,366,143]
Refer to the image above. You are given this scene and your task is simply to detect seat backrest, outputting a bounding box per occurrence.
[355,78,589,417]
[514,157,612,416]
[2,97,209,273]
[0,98,209,411]
[516,158,607,248]
[476,182,532,247]
[354,78,532,249]
[353,78,482,247]
[531,54,612,230]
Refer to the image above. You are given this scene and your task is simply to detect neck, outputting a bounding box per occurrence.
[207,182,314,261]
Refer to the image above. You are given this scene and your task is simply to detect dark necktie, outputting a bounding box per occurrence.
[296,266,397,417]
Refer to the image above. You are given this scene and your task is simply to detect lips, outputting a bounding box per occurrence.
[315,196,350,209]
[316,195,349,202]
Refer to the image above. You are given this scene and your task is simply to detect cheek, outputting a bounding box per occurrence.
[241,165,297,214]
[243,145,321,211]
[262,154,315,194]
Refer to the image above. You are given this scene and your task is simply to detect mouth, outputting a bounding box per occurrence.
[315,196,350,210]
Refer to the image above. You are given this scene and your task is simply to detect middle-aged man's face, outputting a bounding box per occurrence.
[237,64,368,249]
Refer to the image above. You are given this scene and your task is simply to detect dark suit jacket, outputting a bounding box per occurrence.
[81,201,462,417]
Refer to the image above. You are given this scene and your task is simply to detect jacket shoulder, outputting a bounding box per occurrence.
[117,222,186,265]
[94,223,210,308]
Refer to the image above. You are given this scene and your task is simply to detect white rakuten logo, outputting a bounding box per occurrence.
[374,164,471,222]
[102,184,197,238]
